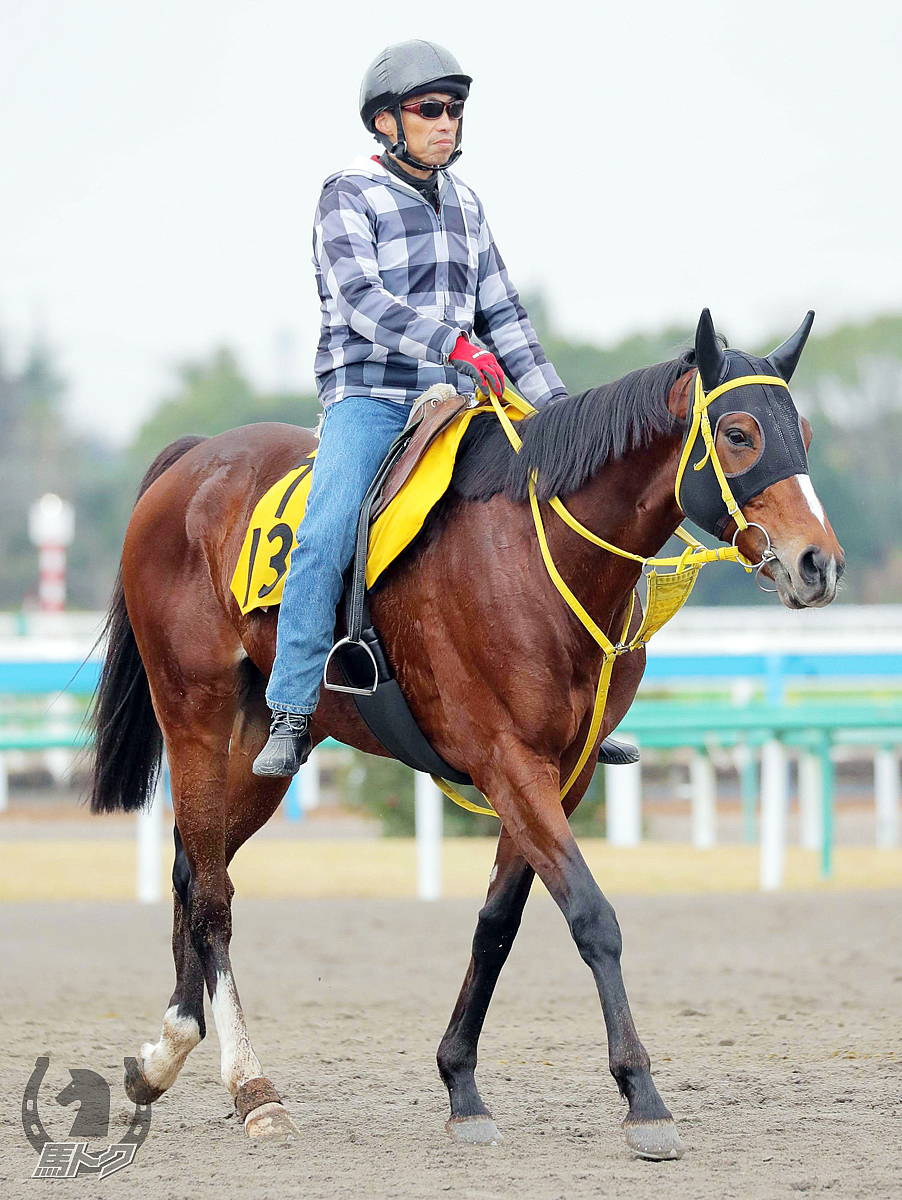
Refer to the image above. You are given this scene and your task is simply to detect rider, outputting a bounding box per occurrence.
[255,40,628,777]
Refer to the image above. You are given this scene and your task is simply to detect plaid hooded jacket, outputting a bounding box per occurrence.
[313,156,567,409]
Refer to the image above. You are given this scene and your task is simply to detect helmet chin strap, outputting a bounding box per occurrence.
[377,104,463,172]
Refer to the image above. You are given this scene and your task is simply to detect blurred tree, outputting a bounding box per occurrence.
[0,338,324,610]
[790,313,902,391]
[524,292,694,394]
[130,347,319,468]
[0,336,113,609]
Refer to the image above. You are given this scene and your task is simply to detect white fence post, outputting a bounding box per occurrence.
[875,747,900,849]
[760,739,788,891]
[690,751,716,849]
[415,772,442,900]
[605,753,641,846]
[136,761,165,904]
[798,751,823,851]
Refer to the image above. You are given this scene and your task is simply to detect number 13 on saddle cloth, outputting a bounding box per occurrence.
[230,395,530,615]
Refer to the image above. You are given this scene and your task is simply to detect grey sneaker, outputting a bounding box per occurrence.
[252,711,312,777]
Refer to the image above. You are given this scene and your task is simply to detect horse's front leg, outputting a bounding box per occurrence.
[437,774,600,1144]
[437,827,535,1144]
[480,738,684,1161]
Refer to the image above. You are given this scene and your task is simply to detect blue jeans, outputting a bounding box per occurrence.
[266,395,411,715]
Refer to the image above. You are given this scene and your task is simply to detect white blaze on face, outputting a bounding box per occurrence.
[795,474,827,530]
[211,972,262,1096]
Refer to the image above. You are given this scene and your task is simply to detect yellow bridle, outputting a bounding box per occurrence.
[431,377,778,817]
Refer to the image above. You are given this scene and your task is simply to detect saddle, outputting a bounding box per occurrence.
[375,384,470,518]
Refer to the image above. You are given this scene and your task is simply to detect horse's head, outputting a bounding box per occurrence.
[674,309,844,609]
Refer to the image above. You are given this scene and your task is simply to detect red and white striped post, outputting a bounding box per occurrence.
[28,494,75,612]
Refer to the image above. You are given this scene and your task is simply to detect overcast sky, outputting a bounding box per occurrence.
[1,0,899,442]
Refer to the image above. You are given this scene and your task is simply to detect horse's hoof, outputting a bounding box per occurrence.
[623,1118,684,1160]
[445,1115,503,1145]
[124,1057,164,1106]
[245,1101,300,1142]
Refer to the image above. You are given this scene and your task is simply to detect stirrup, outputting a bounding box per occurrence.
[322,636,379,696]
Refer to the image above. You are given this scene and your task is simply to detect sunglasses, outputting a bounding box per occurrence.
[399,99,465,121]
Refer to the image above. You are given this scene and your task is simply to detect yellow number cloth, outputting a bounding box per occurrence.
[230,401,528,615]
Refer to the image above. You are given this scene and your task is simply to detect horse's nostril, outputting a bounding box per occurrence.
[798,545,827,585]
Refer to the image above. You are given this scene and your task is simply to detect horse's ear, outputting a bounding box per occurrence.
[767,310,815,383]
[695,308,725,392]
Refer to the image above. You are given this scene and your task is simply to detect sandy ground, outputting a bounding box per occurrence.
[1,892,900,1199]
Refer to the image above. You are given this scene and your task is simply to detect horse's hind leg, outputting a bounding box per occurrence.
[176,693,297,1140]
[127,797,270,1106]
[479,743,684,1161]
[129,654,296,1140]
[437,827,535,1144]
[125,825,206,1105]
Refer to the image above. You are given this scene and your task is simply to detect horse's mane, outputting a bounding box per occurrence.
[450,352,696,503]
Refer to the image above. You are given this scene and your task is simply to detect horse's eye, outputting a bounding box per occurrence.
[726,427,748,446]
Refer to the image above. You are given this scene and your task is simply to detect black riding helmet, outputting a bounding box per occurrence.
[359,40,472,172]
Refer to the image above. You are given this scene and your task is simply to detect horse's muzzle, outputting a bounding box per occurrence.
[775,543,845,608]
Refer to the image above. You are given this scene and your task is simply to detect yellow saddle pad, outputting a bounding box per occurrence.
[230,400,528,615]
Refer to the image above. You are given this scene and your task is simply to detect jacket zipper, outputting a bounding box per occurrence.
[383,172,456,323]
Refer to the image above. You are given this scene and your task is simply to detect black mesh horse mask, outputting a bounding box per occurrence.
[676,309,815,539]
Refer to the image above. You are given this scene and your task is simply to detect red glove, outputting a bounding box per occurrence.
[448,335,505,398]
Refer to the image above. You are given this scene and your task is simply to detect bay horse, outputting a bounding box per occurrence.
[90,312,843,1159]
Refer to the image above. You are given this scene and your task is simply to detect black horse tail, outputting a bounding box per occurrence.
[89,435,207,814]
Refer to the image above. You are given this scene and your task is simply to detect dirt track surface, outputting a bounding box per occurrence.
[1,892,900,1199]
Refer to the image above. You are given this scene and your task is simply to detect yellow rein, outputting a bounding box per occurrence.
[431,375,779,818]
